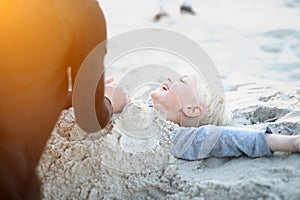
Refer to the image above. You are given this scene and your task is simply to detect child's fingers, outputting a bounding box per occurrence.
[104,76,115,84]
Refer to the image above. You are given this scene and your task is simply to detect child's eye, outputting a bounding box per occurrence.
[179,75,188,83]
[180,78,187,83]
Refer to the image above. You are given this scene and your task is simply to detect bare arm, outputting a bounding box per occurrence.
[265,134,300,152]
[95,75,113,128]
[75,1,111,129]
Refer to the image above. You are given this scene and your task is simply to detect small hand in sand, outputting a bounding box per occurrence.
[105,77,129,113]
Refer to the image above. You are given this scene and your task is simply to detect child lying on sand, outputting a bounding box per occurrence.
[104,75,300,160]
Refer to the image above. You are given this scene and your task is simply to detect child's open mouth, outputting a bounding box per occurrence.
[161,83,169,91]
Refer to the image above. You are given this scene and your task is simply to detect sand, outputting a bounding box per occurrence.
[37,0,300,199]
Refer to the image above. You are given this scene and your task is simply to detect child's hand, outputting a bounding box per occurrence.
[105,77,129,113]
[104,76,115,85]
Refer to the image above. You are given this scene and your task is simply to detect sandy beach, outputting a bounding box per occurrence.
[37,0,300,199]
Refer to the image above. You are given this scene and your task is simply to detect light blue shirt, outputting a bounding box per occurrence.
[171,125,273,160]
[148,98,273,160]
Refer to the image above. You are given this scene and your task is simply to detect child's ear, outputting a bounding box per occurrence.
[182,105,203,118]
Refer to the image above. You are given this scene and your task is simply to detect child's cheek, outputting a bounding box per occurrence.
[166,92,181,108]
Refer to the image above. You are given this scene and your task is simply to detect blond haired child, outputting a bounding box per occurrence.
[105,75,300,160]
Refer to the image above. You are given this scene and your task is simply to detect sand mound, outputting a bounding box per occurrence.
[37,103,178,199]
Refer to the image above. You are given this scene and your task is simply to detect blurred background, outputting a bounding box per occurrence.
[98,0,300,91]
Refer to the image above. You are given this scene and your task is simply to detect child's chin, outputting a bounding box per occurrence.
[151,93,166,105]
[150,90,158,97]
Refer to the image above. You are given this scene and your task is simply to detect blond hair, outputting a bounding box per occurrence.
[194,76,231,126]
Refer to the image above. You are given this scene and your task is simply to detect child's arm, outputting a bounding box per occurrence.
[265,134,300,153]
[171,126,300,161]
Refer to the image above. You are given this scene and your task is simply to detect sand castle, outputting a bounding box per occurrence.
[100,100,174,173]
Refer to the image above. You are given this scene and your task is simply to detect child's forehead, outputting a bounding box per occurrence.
[169,73,198,80]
